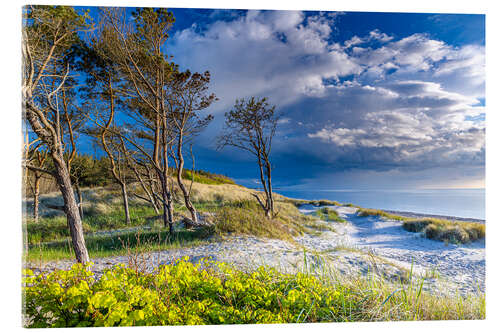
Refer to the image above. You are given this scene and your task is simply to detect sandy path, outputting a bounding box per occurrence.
[297,205,485,295]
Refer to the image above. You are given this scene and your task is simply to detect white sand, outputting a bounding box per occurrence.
[297,205,485,295]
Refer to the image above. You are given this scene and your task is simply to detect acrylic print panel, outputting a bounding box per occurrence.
[21,1,485,328]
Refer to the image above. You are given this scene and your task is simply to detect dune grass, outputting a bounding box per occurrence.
[315,207,347,223]
[402,219,485,244]
[23,182,485,324]
[357,208,485,244]
[213,200,322,241]
[357,208,407,220]
[286,198,341,207]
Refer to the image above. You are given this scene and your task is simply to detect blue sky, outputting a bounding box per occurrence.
[82,7,486,190]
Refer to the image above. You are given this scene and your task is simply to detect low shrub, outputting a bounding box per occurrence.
[23,260,354,327]
[22,259,485,327]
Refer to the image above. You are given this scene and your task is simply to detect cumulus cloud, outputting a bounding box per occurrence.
[170,10,361,111]
[301,79,484,169]
[169,10,484,185]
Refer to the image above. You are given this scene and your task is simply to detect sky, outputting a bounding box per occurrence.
[84,7,486,190]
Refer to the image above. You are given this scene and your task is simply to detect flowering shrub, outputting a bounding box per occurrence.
[23,259,354,327]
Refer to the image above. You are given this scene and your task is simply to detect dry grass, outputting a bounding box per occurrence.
[403,219,485,244]
[357,208,406,220]
[357,208,485,244]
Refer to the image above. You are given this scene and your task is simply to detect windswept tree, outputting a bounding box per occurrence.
[80,32,134,225]
[96,7,177,232]
[217,97,280,218]
[167,70,216,223]
[22,5,92,263]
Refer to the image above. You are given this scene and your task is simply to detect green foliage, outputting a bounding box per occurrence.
[23,258,485,327]
[69,154,113,187]
[180,169,235,185]
[315,207,346,223]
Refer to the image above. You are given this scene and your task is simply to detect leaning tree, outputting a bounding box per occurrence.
[217,97,280,218]
[167,70,216,223]
[22,5,92,263]
[96,7,178,233]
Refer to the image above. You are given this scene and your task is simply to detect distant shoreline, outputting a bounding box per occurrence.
[377,209,484,223]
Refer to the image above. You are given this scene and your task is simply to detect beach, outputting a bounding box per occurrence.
[27,202,485,297]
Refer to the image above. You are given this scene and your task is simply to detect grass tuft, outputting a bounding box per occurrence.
[315,207,346,223]
[356,209,485,244]
[403,219,485,244]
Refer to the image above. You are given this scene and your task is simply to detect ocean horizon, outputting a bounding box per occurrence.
[276,188,485,220]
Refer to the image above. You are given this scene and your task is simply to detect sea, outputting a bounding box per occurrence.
[276,188,485,220]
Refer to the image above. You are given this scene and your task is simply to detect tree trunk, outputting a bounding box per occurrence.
[75,181,84,220]
[256,155,271,217]
[167,196,174,234]
[51,152,89,264]
[148,168,161,212]
[33,175,41,223]
[158,172,174,233]
[120,182,131,224]
[265,161,274,216]
[176,135,198,222]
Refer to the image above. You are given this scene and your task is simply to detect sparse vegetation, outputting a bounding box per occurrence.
[357,208,485,244]
[315,207,346,223]
[24,182,318,261]
[180,170,235,185]
[357,208,406,220]
[285,198,341,207]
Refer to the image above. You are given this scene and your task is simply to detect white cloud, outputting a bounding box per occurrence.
[170,10,484,175]
[170,10,362,111]
[304,80,484,166]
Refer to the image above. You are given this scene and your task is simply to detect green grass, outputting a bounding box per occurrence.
[178,169,235,185]
[25,195,323,262]
[25,228,212,262]
[25,203,164,244]
[315,207,347,223]
[357,208,485,244]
